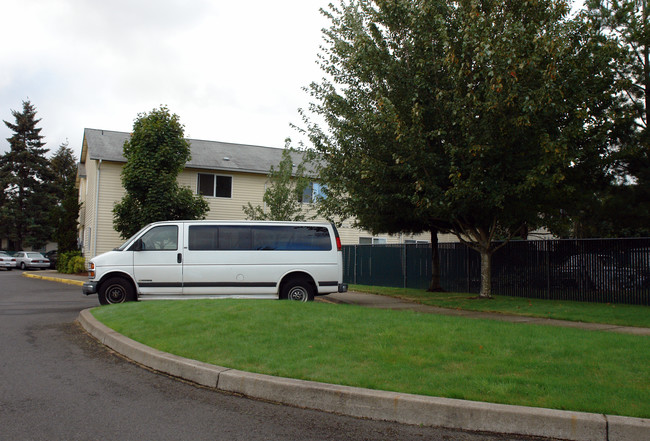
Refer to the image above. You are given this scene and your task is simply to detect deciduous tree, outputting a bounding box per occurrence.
[243,140,313,221]
[304,0,603,297]
[113,106,209,238]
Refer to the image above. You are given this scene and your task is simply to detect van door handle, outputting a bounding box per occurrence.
[177,253,182,264]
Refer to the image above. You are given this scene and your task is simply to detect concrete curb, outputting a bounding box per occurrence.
[77,308,649,441]
[22,272,85,286]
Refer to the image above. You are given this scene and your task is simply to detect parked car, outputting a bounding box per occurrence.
[625,248,650,288]
[557,253,645,290]
[44,250,58,269]
[626,248,650,270]
[13,251,50,270]
[0,251,17,271]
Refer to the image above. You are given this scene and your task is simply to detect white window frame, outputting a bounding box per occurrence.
[300,182,326,204]
[197,173,233,198]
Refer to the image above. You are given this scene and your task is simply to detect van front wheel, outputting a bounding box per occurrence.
[282,278,314,302]
[98,277,135,305]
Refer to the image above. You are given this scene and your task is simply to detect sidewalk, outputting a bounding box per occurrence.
[23,270,650,440]
[321,291,650,336]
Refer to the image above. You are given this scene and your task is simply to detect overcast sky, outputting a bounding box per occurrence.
[1,0,332,159]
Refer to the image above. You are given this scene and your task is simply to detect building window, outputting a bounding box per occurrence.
[359,237,387,245]
[197,174,232,198]
[299,182,326,204]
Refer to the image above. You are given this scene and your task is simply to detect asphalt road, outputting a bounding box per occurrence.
[0,270,551,441]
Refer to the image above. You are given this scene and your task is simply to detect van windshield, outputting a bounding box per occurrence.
[114,225,150,251]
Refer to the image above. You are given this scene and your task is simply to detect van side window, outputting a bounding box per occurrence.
[188,225,332,251]
[188,226,218,250]
[281,226,331,250]
[140,226,178,250]
[219,226,252,250]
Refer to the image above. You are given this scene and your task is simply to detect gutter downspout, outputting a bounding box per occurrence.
[93,159,102,258]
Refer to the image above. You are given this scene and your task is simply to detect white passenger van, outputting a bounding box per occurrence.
[83,220,348,305]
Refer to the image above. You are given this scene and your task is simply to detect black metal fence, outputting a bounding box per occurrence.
[342,238,650,305]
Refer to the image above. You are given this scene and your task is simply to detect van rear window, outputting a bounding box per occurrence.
[188,225,332,251]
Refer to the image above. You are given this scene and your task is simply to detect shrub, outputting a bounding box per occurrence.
[58,251,86,274]
[67,256,86,274]
[56,251,74,272]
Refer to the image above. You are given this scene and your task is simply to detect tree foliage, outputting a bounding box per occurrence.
[588,0,649,135]
[575,0,650,237]
[113,106,209,239]
[0,100,55,250]
[243,140,313,221]
[304,0,608,297]
[49,141,81,252]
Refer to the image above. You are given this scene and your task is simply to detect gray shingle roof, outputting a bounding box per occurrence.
[82,128,313,175]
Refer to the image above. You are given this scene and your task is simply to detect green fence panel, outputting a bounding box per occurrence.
[342,238,650,305]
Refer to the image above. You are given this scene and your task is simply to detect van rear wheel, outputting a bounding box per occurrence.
[98,277,135,305]
[282,278,314,302]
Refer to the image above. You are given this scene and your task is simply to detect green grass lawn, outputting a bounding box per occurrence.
[350,285,650,328]
[92,300,650,419]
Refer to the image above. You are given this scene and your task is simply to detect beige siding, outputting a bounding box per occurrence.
[81,158,97,258]
[182,168,446,245]
[81,161,458,260]
[181,168,268,220]
[83,165,274,258]
[335,222,438,245]
[232,173,267,215]
[95,162,127,256]
[80,160,129,258]
[77,169,88,249]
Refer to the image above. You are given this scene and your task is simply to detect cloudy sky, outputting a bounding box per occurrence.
[1,0,332,158]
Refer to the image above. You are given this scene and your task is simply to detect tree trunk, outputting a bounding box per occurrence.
[427,228,444,292]
[479,249,492,298]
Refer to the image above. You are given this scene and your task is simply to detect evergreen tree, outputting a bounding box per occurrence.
[1,100,55,250]
[113,106,209,238]
[49,141,81,252]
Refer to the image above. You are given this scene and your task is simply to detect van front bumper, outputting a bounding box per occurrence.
[83,281,98,295]
[338,283,348,293]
